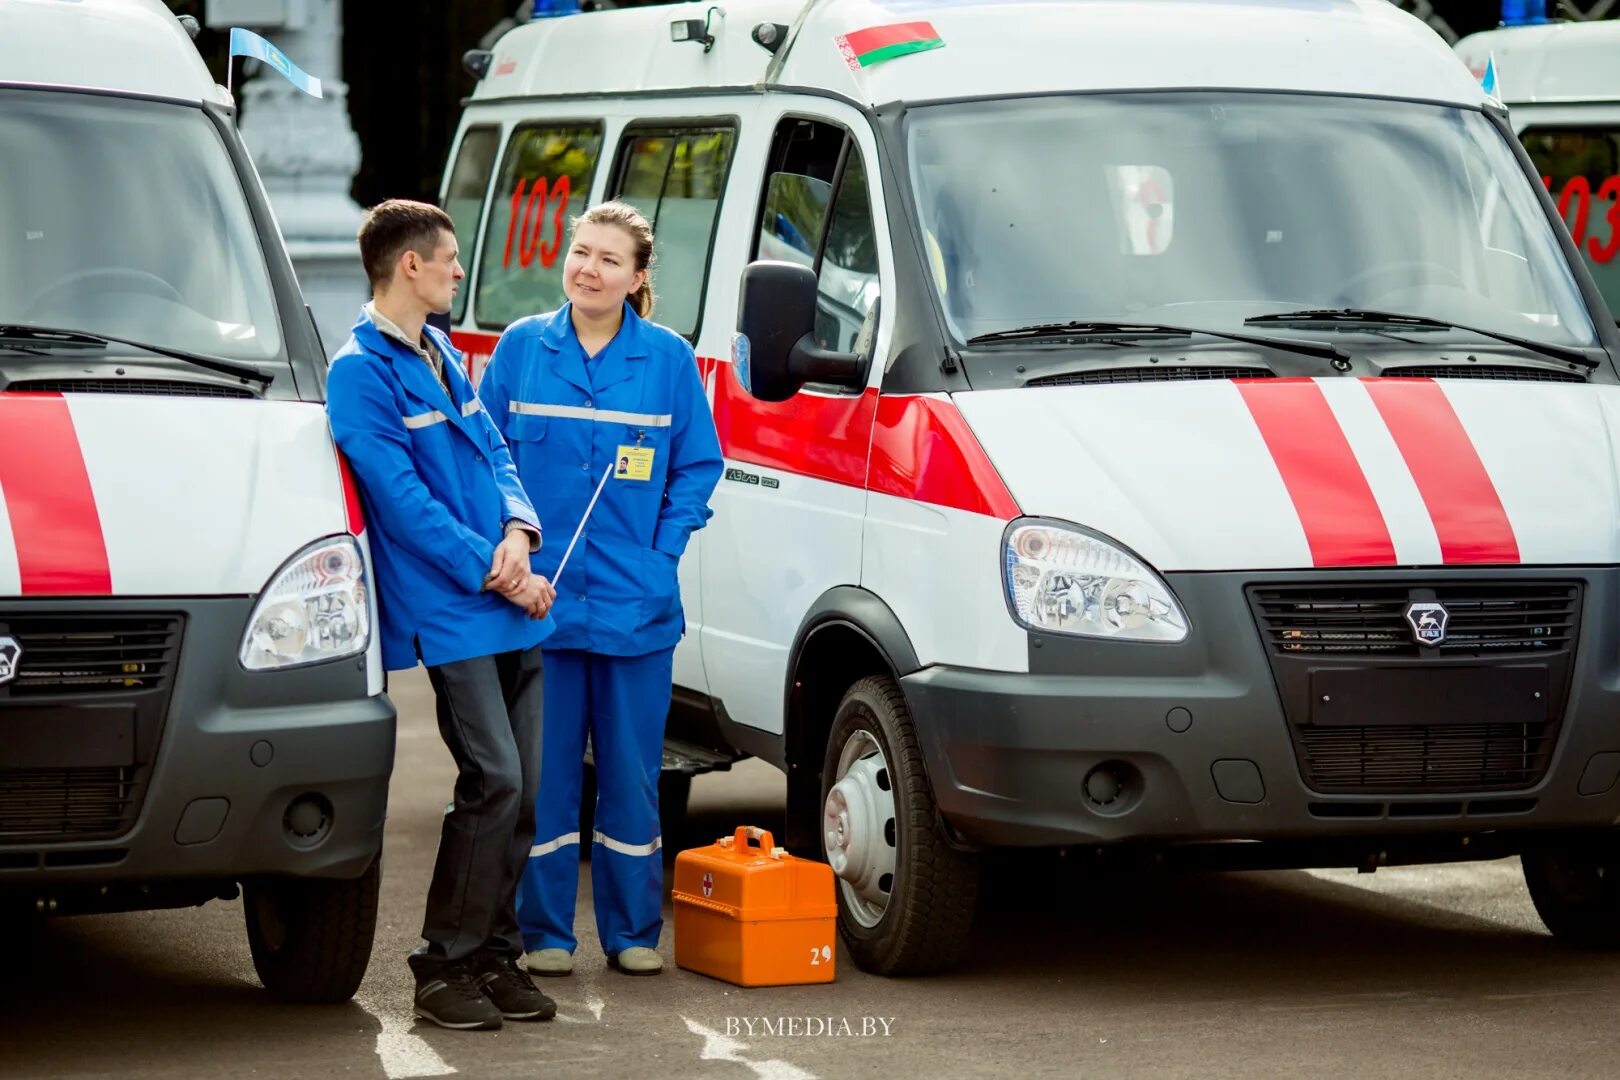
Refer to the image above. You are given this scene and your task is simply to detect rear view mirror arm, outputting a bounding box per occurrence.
[789,337,865,388]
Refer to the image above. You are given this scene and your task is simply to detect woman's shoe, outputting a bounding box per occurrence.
[522,948,574,977]
[608,947,663,975]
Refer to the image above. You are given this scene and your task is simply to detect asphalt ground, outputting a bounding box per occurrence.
[8,667,1620,1079]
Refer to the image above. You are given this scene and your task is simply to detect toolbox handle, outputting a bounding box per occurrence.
[722,825,787,858]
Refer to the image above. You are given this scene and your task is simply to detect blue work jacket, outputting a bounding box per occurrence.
[479,303,722,656]
[327,308,552,670]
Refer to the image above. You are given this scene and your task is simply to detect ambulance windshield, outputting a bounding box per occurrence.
[0,90,281,363]
[907,92,1598,351]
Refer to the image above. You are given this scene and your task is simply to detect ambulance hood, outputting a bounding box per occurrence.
[954,377,1620,572]
[0,394,350,596]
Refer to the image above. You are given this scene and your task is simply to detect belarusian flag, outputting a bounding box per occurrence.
[835,21,944,70]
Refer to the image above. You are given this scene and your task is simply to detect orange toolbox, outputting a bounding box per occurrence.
[672,826,838,987]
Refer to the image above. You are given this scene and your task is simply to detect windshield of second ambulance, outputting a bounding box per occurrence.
[0,89,281,361]
[907,92,1598,348]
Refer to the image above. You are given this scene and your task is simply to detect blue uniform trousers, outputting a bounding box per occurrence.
[517,646,673,955]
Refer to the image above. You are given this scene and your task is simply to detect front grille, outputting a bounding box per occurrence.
[3,616,181,697]
[1249,579,1580,795]
[5,379,255,398]
[1382,365,1585,383]
[0,766,139,839]
[1251,582,1579,659]
[1027,366,1273,386]
[1299,724,1554,793]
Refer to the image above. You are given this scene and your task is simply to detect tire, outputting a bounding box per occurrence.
[820,675,978,975]
[1524,840,1620,949]
[245,856,380,1003]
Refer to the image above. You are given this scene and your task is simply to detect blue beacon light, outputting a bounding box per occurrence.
[533,0,583,18]
[1501,0,1549,26]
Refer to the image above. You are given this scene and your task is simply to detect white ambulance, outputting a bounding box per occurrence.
[1456,21,1620,329]
[1,0,390,1001]
[443,0,1620,975]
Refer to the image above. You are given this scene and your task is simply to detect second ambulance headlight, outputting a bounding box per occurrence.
[1003,521,1188,642]
[240,536,370,670]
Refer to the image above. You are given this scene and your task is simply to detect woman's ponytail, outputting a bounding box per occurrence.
[629,276,655,319]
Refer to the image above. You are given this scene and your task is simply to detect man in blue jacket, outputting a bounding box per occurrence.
[327,200,557,1032]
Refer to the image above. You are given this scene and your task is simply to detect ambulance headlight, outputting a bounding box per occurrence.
[241,536,370,670]
[1002,521,1188,642]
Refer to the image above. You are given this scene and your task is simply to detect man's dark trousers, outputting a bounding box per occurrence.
[408,643,544,978]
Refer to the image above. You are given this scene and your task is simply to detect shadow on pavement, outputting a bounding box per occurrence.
[954,851,1608,1004]
[2,907,380,1078]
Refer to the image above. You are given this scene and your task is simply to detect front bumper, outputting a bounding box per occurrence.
[904,569,1620,851]
[0,598,395,892]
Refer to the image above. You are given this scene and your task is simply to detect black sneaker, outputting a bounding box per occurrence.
[475,956,558,1021]
[414,966,504,1031]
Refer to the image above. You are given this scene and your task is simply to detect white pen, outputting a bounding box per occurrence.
[551,460,615,589]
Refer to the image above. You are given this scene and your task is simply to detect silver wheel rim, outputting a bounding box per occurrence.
[824,727,897,929]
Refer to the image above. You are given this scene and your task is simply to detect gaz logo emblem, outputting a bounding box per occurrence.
[0,635,21,686]
[701,871,714,898]
[1405,602,1449,648]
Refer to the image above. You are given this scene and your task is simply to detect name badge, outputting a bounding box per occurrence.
[615,445,656,482]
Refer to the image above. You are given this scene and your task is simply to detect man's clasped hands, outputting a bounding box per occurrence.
[483,530,556,620]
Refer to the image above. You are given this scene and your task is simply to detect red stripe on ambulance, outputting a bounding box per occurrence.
[337,452,366,535]
[454,330,1011,520]
[1235,379,1397,567]
[0,392,113,594]
[1362,378,1519,565]
[451,329,496,384]
[710,357,875,488]
[869,394,1021,519]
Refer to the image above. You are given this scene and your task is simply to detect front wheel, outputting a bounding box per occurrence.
[820,675,978,975]
[1524,840,1620,949]
[245,856,380,1002]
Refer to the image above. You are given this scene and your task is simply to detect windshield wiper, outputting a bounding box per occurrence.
[966,320,1350,362]
[0,324,274,386]
[1242,309,1597,369]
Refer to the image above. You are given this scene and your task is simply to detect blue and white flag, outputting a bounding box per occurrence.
[229,28,323,98]
[1480,53,1501,105]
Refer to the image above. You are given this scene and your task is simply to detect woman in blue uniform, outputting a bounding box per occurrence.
[480,202,722,976]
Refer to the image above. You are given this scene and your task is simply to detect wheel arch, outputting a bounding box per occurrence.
[780,587,921,847]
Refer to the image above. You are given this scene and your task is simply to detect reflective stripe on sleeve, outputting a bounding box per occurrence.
[592,830,663,857]
[402,409,449,430]
[529,831,581,857]
[510,402,672,427]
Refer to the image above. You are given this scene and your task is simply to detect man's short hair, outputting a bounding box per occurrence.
[358,199,455,290]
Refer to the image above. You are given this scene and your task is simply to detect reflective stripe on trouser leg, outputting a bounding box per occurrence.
[589,646,676,955]
[517,648,591,953]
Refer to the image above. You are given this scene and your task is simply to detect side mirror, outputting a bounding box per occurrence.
[735,260,865,402]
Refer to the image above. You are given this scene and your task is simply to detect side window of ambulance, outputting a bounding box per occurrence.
[475,122,603,330]
[755,117,880,361]
[609,124,736,339]
[443,126,499,324]
[1520,126,1620,316]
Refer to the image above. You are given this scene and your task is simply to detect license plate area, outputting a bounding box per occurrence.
[1309,666,1549,727]
[0,704,137,768]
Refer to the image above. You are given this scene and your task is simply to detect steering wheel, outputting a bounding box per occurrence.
[28,267,185,311]
[1332,260,1466,306]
